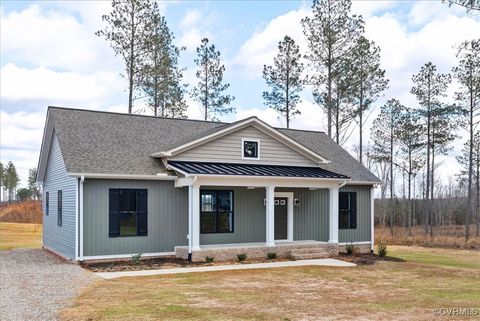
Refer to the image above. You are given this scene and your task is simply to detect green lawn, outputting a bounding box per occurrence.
[0,222,42,250]
[61,246,480,321]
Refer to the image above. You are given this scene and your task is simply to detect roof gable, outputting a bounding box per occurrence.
[152,117,330,165]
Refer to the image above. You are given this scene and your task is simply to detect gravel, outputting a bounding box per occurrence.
[0,249,97,321]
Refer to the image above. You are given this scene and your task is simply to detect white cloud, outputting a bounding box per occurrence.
[230,8,309,79]
[0,4,120,73]
[180,9,202,29]
[351,0,397,18]
[1,63,123,103]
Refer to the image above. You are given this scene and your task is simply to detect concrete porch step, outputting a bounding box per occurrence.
[290,247,330,255]
[289,249,330,260]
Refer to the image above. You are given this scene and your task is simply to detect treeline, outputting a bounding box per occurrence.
[0,162,39,202]
[366,40,480,241]
[97,0,479,240]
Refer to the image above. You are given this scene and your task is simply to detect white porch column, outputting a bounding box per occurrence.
[328,185,339,243]
[191,184,201,251]
[265,186,275,247]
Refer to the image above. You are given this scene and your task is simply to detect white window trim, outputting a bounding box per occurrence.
[241,138,261,160]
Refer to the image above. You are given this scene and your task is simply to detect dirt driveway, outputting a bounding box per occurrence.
[0,249,96,321]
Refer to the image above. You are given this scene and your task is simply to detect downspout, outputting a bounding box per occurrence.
[75,178,79,260]
[339,180,348,189]
[79,175,85,261]
[188,176,197,262]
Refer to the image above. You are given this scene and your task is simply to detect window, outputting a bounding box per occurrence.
[57,190,62,226]
[200,190,234,233]
[339,192,357,229]
[45,192,49,216]
[242,139,259,159]
[109,189,148,237]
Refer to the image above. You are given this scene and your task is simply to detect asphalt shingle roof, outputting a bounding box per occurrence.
[47,107,380,183]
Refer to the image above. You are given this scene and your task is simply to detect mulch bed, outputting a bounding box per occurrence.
[336,252,405,265]
[81,256,292,272]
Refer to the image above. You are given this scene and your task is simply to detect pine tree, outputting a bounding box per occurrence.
[457,132,480,236]
[141,3,187,118]
[452,39,480,240]
[28,168,40,200]
[191,38,235,121]
[371,99,404,235]
[96,0,154,113]
[4,161,19,203]
[263,36,304,128]
[302,0,363,138]
[348,36,389,164]
[397,109,425,235]
[411,62,451,236]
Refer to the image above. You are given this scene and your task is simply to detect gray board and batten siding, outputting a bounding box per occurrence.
[82,179,189,256]
[42,132,77,259]
[81,182,372,256]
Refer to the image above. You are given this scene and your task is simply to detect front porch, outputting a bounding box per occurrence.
[175,240,339,262]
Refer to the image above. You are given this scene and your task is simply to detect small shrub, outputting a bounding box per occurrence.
[205,256,214,263]
[237,253,247,261]
[267,252,277,260]
[131,253,142,264]
[345,243,358,255]
[377,241,388,257]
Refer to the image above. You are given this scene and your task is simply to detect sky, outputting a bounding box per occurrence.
[1,0,479,188]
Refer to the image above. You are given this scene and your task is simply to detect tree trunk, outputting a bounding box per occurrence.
[425,89,431,235]
[408,148,413,237]
[390,113,394,237]
[430,140,435,238]
[128,6,135,114]
[465,89,474,241]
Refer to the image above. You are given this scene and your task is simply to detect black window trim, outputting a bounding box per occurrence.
[339,191,357,230]
[109,188,148,238]
[242,138,260,159]
[45,192,49,216]
[57,190,62,226]
[200,189,234,234]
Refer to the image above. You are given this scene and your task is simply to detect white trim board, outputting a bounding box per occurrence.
[338,241,372,245]
[274,192,294,242]
[81,252,175,261]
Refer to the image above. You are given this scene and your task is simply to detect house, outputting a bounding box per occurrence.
[37,106,381,262]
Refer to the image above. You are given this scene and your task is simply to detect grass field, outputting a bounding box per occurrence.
[0,222,42,250]
[376,225,480,249]
[61,246,480,321]
[0,200,42,224]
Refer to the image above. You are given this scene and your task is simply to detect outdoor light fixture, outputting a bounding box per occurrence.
[247,186,255,189]
[294,198,300,207]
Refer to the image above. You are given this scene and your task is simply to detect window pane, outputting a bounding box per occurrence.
[201,212,216,233]
[217,212,233,233]
[339,211,349,229]
[120,212,137,236]
[119,189,136,212]
[244,141,258,158]
[217,191,233,212]
[201,191,216,212]
[339,192,349,210]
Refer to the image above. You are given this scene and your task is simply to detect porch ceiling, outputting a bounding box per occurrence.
[168,161,349,179]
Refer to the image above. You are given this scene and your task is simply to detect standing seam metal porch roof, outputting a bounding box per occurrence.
[168,161,350,179]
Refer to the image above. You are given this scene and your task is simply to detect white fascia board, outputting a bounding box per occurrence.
[151,117,330,164]
[36,110,54,183]
[346,181,380,185]
[195,175,350,189]
[69,173,177,180]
